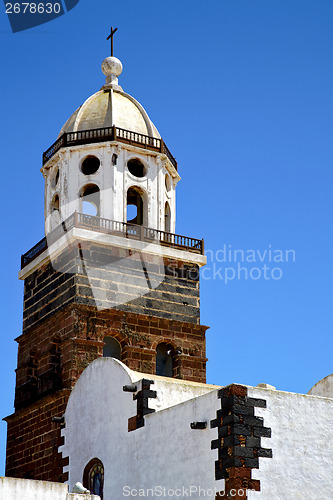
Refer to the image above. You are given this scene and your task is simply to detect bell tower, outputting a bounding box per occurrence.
[5,33,208,483]
[45,52,177,237]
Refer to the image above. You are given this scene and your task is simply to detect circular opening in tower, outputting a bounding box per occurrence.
[127,158,146,178]
[52,167,60,188]
[165,174,171,192]
[81,156,100,176]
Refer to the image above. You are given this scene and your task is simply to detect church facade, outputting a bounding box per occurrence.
[3,34,333,500]
[59,357,333,500]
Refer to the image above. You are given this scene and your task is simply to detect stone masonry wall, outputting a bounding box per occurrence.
[5,390,70,482]
[23,241,201,332]
[16,304,208,396]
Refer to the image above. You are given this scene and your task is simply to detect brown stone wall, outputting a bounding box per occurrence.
[23,241,201,332]
[5,390,70,482]
[16,304,208,398]
[71,306,208,382]
[15,307,75,389]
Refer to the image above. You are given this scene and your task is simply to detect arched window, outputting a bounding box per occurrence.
[83,458,104,499]
[51,194,60,212]
[165,202,171,233]
[127,187,145,225]
[80,184,100,216]
[156,343,174,377]
[51,194,61,225]
[103,336,121,360]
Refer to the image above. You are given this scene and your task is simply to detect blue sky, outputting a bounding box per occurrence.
[1,0,333,475]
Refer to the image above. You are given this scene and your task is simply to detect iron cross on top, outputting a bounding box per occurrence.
[107,27,118,57]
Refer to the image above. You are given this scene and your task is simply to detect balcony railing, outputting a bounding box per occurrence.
[43,125,178,170]
[21,213,204,269]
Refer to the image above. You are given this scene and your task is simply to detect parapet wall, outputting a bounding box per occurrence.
[0,477,100,500]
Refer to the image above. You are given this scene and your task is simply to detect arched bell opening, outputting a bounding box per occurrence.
[80,184,100,216]
[50,193,61,226]
[126,186,146,226]
[156,343,175,378]
[51,194,60,212]
[103,336,121,360]
[165,201,171,233]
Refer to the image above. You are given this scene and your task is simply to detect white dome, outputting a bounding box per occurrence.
[59,54,160,139]
[58,88,160,139]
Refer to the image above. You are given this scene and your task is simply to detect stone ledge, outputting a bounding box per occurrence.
[0,477,101,500]
[19,228,207,280]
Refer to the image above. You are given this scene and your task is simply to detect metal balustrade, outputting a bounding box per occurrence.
[43,125,177,170]
[21,213,204,269]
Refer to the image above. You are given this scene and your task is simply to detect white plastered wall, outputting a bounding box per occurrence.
[60,358,221,500]
[247,385,333,500]
[43,143,178,235]
[60,359,333,500]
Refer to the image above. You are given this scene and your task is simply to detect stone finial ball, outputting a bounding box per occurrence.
[101,57,123,77]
